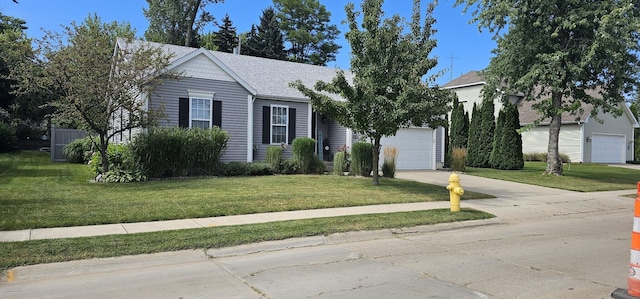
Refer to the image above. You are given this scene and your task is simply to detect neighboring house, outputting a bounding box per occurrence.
[443,71,639,163]
[113,39,445,170]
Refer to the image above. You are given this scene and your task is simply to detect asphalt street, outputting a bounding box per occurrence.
[0,171,635,298]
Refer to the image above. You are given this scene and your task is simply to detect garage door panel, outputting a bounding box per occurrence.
[591,134,625,163]
[380,128,433,170]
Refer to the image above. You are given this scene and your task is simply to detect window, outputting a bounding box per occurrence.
[271,105,288,144]
[190,98,212,129]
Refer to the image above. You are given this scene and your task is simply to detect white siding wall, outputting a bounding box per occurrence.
[521,124,582,162]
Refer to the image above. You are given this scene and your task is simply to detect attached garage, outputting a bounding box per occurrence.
[380,128,434,170]
[591,133,626,163]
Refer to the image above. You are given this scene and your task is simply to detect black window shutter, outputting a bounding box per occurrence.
[213,100,222,128]
[288,108,296,144]
[262,106,270,144]
[178,98,189,128]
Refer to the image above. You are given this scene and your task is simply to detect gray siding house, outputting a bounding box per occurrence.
[443,71,639,163]
[113,39,443,169]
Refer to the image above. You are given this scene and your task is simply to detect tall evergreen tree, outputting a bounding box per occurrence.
[243,7,286,60]
[449,96,468,149]
[476,97,495,168]
[273,0,340,65]
[489,107,505,168]
[215,14,237,53]
[497,101,524,170]
[466,103,481,167]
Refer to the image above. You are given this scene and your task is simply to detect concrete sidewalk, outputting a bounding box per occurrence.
[0,170,634,243]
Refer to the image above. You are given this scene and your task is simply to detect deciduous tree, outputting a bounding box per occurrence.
[273,0,340,65]
[292,0,450,185]
[456,0,640,175]
[144,0,223,47]
[34,15,178,173]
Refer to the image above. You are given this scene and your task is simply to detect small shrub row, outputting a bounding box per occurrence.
[266,138,324,175]
[523,152,571,163]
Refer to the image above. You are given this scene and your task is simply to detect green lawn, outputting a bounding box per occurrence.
[0,151,493,230]
[0,208,494,270]
[467,162,640,192]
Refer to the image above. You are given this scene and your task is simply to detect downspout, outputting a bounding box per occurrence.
[247,95,255,162]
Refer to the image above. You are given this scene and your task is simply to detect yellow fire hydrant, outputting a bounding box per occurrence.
[446,173,464,212]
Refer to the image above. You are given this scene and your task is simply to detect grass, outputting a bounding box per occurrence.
[0,208,494,270]
[0,151,493,230]
[467,162,640,192]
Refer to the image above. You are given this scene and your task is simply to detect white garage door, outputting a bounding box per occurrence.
[380,128,433,170]
[591,134,625,163]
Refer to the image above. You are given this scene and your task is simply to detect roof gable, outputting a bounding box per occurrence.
[118,38,352,102]
[442,71,485,89]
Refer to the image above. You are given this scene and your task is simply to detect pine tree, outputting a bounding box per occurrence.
[215,14,237,53]
[466,103,481,167]
[489,107,505,168]
[477,97,495,168]
[498,101,524,170]
[450,96,468,149]
[243,7,286,60]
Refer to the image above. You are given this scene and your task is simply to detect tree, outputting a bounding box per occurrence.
[292,0,450,185]
[498,101,524,170]
[199,31,218,51]
[243,7,287,60]
[466,103,480,167]
[143,0,223,47]
[456,0,640,175]
[215,14,237,53]
[33,15,177,173]
[449,95,468,149]
[273,0,340,65]
[476,97,495,168]
[489,106,505,168]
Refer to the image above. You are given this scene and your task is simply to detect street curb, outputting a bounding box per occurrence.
[205,217,505,258]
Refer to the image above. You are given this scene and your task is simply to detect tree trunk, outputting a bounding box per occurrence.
[544,91,563,176]
[185,0,202,47]
[372,136,381,186]
[99,133,110,174]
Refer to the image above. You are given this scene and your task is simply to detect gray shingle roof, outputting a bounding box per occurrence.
[442,71,485,88]
[117,38,351,101]
[444,70,596,124]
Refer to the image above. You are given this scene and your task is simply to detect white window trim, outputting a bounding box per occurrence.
[270,104,289,144]
[188,91,215,129]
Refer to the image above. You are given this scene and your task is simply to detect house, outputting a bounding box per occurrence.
[114,39,445,170]
[443,71,640,163]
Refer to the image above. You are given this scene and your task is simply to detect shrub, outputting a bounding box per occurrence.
[248,163,274,176]
[309,155,326,174]
[382,146,398,178]
[90,143,135,174]
[266,145,283,172]
[292,137,316,174]
[100,169,147,183]
[223,161,250,176]
[63,136,98,163]
[280,159,299,174]
[337,144,350,171]
[130,127,229,177]
[451,147,467,172]
[0,122,16,151]
[333,151,345,175]
[351,142,373,177]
